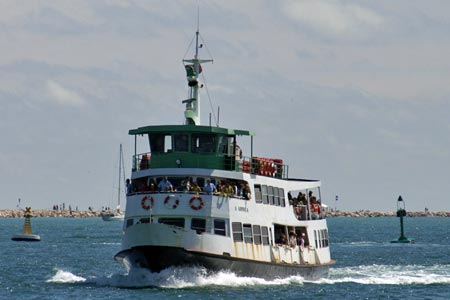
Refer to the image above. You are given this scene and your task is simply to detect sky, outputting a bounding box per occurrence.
[1,0,449,212]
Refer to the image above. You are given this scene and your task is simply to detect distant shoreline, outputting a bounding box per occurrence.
[1,209,449,218]
[0,209,101,218]
[326,211,450,217]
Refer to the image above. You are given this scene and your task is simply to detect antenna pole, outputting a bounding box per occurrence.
[182,11,213,126]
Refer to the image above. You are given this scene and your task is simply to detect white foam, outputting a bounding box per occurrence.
[91,266,304,289]
[47,269,86,283]
[48,264,450,288]
[311,264,450,285]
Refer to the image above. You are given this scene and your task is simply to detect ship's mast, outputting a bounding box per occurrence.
[182,24,213,125]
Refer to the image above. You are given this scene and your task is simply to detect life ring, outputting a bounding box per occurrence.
[141,196,154,210]
[189,196,204,211]
[164,195,180,209]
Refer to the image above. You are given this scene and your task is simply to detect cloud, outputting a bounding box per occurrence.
[282,0,384,38]
[46,80,85,107]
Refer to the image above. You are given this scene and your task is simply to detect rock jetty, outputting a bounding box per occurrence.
[1,209,449,218]
[0,209,101,218]
[325,211,450,217]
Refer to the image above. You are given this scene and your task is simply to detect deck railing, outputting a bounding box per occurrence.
[132,152,289,179]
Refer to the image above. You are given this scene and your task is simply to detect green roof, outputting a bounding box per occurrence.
[129,125,254,136]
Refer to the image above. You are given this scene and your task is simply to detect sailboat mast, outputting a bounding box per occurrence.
[118,144,123,208]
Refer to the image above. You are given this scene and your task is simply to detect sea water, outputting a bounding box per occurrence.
[1,216,449,299]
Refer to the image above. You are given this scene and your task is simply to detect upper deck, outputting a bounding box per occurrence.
[129,124,289,179]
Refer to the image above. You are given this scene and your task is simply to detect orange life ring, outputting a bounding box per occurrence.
[164,195,180,209]
[189,196,204,211]
[141,196,154,210]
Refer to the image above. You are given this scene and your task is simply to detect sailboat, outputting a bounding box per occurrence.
[101,144,126,221]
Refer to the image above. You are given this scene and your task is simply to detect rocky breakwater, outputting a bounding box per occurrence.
[325,211,450,217]
[0,209,101,218]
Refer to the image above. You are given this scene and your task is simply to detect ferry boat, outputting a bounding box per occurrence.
[114,28,335,280]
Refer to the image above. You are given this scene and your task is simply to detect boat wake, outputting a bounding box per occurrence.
[46,269,86,284]
[315,264,450,285]
[47,264,450,288]
[46,267,304,288]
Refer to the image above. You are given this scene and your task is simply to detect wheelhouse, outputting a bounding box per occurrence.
[129,125,289,179]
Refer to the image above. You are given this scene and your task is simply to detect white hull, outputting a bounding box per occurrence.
[101,212,125,221]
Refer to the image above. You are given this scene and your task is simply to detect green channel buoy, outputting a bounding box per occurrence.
[391,196,414,243]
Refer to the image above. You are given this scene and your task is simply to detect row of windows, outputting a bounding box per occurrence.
[232,222,271,245]
[254,184,286,207]
[126,217,227,236]
[314,229,329,248]
[150,133,230,154]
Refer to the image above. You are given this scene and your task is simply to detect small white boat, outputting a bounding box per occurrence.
[101,144,126,222]
[101,210,125,221]
[12,207,41,242]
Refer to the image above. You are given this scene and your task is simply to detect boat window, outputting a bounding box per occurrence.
[253,225,262,245]
[318,230,323,248]
[173,134,189,152]
[279,188,285,207]
[164,135,172,152]
[254,184,262,203]
[149,134,165,153]
[214,219,226,236]
[126,218,134,228]
[261,185,269,204]
[191,218,206,234]
[314,230,318,248]
[243,224,253,244]
[274,187,280,206]
[158,218,185,228]
[261,226,270,245]
[232,222,243,242]
[324,230,329,247]
[191,134,216,153]
[268,186,275,205]
[139,218,150,224]
[321,229,328,248]
[217,135,229,154]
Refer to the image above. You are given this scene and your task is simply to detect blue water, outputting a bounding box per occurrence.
[1,217,449,299]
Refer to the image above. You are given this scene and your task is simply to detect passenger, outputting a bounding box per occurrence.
[139,183,147,193]
[148,181,156,192]
[223,182,234,197]
[277,233,287,245]
[157,176,173,191]
[297,192,306,205]
[308,191,317,203]
[215,180,223,194]
[289,232,297,248]
[204,178,216,195]
[243,183,251,200]
[295,206,302,219]
[299,233,305,250]
[233,182,239,196]
[238,183,245,198]
[191,181,202,194]
[140,154,150,170]
[181,176,191,191]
